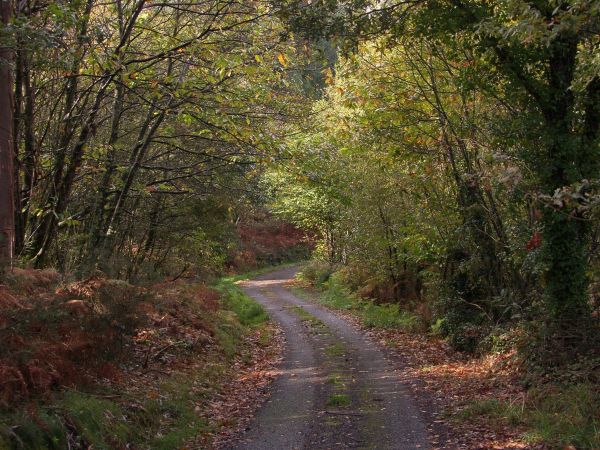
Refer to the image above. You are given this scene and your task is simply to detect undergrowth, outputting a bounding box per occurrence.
[457,383,600,449]
[295,266,422,332]
[0,268,272,449]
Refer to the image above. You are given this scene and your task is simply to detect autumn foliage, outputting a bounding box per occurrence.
[0,268,224,408]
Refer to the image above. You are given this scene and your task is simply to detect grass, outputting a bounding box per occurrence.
[0,357,223,450]
[219,261,305,284]
[325,343,346,357]
[361,302,421,331]
[319,279,357,310]
[326,394,351,408]
[456,398,524,426]
[327,373,347,388]
[0,394,127,449]
[0,347,246,450]
[214,279,269,327]
[293,276,422,332]
[144,370,215,450]
[290,305,326,329]
[525,384,600,449]
[215,262,308,328]
[297,262,600,449]
[457,384,600,449]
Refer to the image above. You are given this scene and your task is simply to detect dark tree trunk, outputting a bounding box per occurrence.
[30,0,146,266]
[538,36,591,328]
[12,41,22,254]
[0,0,14,271]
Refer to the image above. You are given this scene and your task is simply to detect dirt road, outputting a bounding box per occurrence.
[225,267,429,450]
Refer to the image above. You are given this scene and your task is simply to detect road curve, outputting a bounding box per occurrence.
[225,266,429,450]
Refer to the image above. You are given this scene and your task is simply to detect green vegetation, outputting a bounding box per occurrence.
[326,394,351,408]
[218,261,306,285]
[361,303,421,331]
[457,384,600,449]
[216,279,269,328]
[327,373,347,389]
[456,399,524,427]
[325,343,346,357]
[0,0,599,448]
[290,305,327,331]
[294,272,422,333]
[266,0,600,368]
[0,379,210,449]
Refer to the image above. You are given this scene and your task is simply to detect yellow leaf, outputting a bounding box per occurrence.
[324,67,334,85]
[277,53,288,68]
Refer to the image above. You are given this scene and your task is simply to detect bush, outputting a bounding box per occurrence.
[434,290,490,352]
[298,260,336,286]
[361,303,422,331]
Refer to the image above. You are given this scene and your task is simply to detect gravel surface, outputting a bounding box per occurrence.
[225,267,430,450]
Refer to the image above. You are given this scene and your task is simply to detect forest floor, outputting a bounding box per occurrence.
[2,265,594,449]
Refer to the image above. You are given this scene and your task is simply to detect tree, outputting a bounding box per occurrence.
[4,0,304,279]
[0,0,14,272]
[278,0,600,352]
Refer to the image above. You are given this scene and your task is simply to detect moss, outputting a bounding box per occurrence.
[326,394,351,408]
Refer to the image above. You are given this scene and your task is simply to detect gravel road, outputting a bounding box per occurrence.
[226,266,429,450]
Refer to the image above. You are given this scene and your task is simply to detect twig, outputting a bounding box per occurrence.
[169,263,190,282]
[151,340,188,361]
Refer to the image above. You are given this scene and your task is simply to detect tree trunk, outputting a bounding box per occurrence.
[0,0,14,272]
[30,0,146,266]
[12,40,22,254]
[539,36,591,332]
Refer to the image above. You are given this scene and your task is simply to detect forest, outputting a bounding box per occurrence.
[0,0,599,449]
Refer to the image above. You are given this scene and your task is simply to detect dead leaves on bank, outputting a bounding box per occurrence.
[326,308,543,449]
[0,269,284,449]
[202,325,284,449]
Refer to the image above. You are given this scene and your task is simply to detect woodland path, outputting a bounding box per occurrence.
[225,267,429,450]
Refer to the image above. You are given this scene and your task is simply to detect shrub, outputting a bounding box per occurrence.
[298,260,336,286]
[361,303,422,331]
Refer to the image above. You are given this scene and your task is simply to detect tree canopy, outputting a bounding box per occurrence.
[0,0,598,361]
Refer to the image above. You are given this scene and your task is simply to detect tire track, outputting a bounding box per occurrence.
[226,267,429,450]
